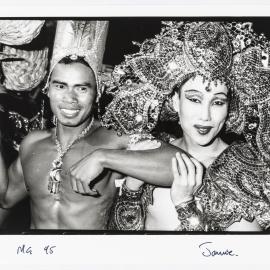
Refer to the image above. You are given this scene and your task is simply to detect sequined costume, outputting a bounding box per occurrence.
[105,21,270,231]
[196,142,270,231]
[108,182,154,230]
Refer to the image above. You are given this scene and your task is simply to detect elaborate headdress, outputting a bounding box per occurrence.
[2,45,48,91]
[0,20,48,91]
[101,21,234,135]
[103,20,270,162]
[45,20,109,97]
[0,20,45,45]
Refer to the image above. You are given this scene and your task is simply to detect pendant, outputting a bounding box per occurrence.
[48,159,62,194]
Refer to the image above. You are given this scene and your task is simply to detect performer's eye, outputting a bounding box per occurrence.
[54,84,65,90]
[212,99,227,106]
[77,86,88,92]
[184,92,202,104]
[186,96,201,104]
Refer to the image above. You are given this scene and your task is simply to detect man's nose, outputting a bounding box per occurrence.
[63,88,77,103]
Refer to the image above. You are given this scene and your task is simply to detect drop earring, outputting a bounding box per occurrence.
[52,115,57,126]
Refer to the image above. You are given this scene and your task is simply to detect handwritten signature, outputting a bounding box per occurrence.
[199,241,238,257]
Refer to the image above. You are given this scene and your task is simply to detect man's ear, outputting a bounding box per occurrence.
[172,92,180,114]
[47,88,50,98]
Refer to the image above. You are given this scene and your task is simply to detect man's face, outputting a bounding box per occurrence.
[48,62,97,127]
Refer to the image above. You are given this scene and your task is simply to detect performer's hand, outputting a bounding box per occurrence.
[69,150,105,196]
[170,152,203,206]
[126,139,161,190]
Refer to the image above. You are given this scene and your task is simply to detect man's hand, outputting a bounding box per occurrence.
[69,150,105,196]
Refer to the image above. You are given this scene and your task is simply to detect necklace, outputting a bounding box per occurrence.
[48,117,94,194]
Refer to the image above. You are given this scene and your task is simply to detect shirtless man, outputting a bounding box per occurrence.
[0,56,177,230]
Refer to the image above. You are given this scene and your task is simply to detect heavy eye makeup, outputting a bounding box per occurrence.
[184,92,202,103]
[211,96,228,106]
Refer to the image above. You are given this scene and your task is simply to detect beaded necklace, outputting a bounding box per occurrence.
[48,117,94,194]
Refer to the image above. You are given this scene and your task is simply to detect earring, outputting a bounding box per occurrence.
[41,84,49,95]
[52,115,57,126]
[178,115,181,126]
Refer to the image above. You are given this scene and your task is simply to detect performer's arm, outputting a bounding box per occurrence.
[70,140,182,196]
[0,135,28,208]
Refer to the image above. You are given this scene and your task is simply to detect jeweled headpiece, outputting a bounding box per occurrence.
[101,21,233,135]
[45,20,109,97]
[129,21,233,92]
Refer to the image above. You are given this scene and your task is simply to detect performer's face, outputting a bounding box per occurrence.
[173,75,229,146]
[48,62,97,128]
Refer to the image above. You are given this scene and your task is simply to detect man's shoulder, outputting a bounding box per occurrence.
[20,129,52,153]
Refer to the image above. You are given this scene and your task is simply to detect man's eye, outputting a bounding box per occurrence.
[77,87,88,92]
[54,84,65,89]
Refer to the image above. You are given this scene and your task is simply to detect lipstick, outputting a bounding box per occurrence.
[194,124,213,135]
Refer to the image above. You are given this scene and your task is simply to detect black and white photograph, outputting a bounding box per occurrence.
[0,1,270,268]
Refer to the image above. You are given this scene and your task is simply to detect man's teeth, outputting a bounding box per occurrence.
[61,109,79,114]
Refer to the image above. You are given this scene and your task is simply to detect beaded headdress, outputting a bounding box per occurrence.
[102,20,270,163]
[219,22,270,161]
[44,20,109,97]
[101,21,233,135]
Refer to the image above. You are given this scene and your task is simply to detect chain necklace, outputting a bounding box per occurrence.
[48,117,94,194]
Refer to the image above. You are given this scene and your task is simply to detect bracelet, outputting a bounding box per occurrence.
[121,180,144,200]
[108,181,146,231]
[175,199,206,231]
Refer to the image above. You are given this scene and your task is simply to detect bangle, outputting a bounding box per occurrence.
[175,199,206,231]
[121,180,144,200]
[108,181,145,231]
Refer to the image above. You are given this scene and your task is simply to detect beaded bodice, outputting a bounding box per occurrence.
[197,142,270,231]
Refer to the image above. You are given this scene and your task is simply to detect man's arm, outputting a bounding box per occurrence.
[69,140,182,195]
[101,142,178,186]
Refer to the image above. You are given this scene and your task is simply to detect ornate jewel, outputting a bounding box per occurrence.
[175,199,205,231]
[108,181,146,230]
[48,117,94,195]
[101,83,165,135]
[44,20,109,97]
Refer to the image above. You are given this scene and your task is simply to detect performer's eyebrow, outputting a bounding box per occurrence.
[74,82,92,87]
[214,92,228,97]
[184,89,202,95]
[51,80,67,86]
